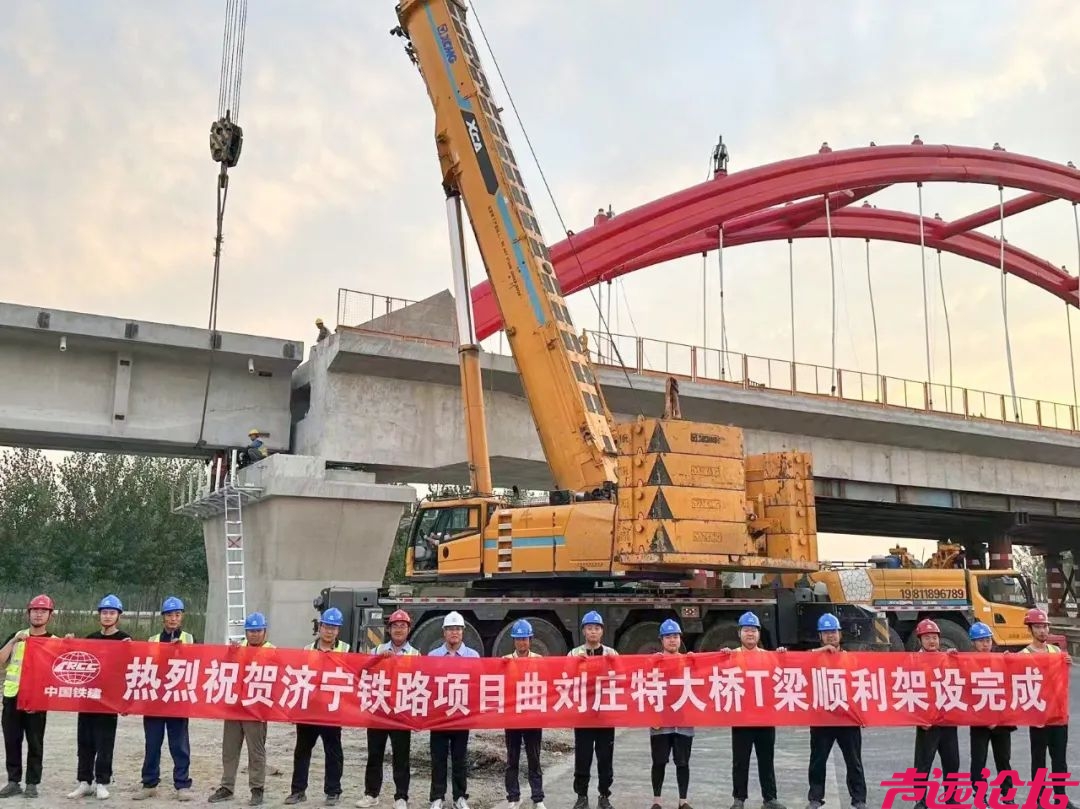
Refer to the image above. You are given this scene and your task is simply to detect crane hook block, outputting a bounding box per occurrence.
[210,115,243,168]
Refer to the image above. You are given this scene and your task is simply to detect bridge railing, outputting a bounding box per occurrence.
[337,288,418,328]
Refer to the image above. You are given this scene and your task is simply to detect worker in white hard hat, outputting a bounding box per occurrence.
[427,612,479,809]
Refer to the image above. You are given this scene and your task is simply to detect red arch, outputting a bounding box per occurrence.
[471,144,1080,340]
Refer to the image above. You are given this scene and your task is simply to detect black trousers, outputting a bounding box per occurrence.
[365,728,411,801]
[732,726,777,802]
[573,727,615,798]
[914,726,960,800]
[290,724,343,797]
[1030,725,1069,796]
[807,726,866,804]
[970,726,1015,794]
[505,729,544,802]
[76,713,118,785]
[2,697,46,786]
[430,730,470,803]
[650,733,692,800]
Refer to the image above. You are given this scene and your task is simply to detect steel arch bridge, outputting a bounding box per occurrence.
[469,142,1080,342]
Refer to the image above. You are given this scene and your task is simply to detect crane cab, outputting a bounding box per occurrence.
[405,494,496,580]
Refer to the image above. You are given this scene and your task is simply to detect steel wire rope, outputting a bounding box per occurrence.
[1070,203,1080,417]
[936,250,954,412]
[789,239,796,367]
[824,195,837,394]
[718,226,728,379]
[999,186,1019,420]
[865,239,881,401]
[917,182,933,407]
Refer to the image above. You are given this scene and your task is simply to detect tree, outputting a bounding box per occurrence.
[1012,545,1046,602]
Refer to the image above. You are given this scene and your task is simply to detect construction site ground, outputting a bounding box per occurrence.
[25,664,1080,807]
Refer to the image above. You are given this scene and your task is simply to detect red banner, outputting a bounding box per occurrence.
[18,638,1069,731]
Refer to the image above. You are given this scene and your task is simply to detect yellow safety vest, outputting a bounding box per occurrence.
[306,641,349,652]
[1021,643,1060,654]
[149,631,194,644]
[239,640,275,648]
[3,629,30,699]
[568,644,617,657]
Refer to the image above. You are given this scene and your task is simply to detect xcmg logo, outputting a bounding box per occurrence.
[51,651,102,685]
[436,23,457,63]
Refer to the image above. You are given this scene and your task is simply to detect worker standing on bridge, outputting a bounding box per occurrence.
[569,611,618,809]
[649,619,694,809]
[502,619,546,809]
[133,596,195,802]
[909,619,959,809]
[965,622,1017,802]
[285,608,349,806]
[1019,608,1077,809]
[728,611,786,809]
[209,612,274,806]
[0,594,55,800]
[357,609,419,809]
[805,613,866,809]
[428,612,480,809]
[66,595,131,801]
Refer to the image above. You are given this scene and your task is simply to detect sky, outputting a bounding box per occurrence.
[4,1,1080,562]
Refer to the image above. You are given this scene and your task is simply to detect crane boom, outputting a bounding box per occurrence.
[394,0,618,496]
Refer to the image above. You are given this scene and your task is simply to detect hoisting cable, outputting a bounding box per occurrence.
[917,182,933,406]
[999,186,1019,420]
[1069,202,1080,414]
[824,194,837,394]
[701,252,708,375]
[865,239,880,400]
[936,249,954,411]
[788,239,796,366]
[718,226,728,379]
[196,0,248,448]
[469,1,644,410]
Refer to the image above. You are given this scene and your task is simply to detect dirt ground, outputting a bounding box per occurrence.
[25,712,575,807]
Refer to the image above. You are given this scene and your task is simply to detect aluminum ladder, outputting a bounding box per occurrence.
[224,483,248,643]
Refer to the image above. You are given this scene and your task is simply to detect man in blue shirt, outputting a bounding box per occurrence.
[428,612,479,809]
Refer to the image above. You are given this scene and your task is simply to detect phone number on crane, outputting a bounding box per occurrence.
[898,589,966,600]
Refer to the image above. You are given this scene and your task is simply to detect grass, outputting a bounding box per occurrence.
[0,585,206,641]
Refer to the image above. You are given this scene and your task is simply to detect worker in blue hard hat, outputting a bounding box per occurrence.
[428,612,480,809]
[66,595,131,801]
[727,611,787,809]
[209,612,274,806]
[285,608,349,806]
[569,610,618,809]
[501,619,546,809]
[965,622,1018,802]
[805,613,866,809]
[133,596,195,802]
[650,619,694,809]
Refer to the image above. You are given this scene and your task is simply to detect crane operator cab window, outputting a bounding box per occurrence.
[411,505,474,571]
[975,573,1035,608]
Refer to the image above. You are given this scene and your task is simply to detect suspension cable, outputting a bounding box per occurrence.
[824,195,837,394]
[701,252,708,376]
[1070,203,1080,414]
[917,182,933,406]
[718,226,728,379]
[936,249,954,412]
[999,186,1019,420]
[865,239,880,398]
[788,239,796,366]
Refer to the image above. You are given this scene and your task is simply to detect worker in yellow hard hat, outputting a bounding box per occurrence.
[244,429,267,466]
[315,318,330,343]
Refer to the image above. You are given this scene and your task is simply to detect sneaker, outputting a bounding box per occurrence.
[573,797,589,809]
[131,787,157,801]
[176,788,193,802]
[209,787,234,803]
[22,786,37,799]
[0,784,20,799]
[430,801,443,809]
[357,797,380,808]
[249,789,264,806]
[393,801,407,809]
[326,797,340,807]
[507,802,520,809]
[533,803,546,809]
[808,803,823,809]
[598,798,613,809]
[67,783,93,799]
[729,802,744,809]
[284,794,307,806]
[95,784,110,800]
[763,801,786,809]
[454,799,470,809]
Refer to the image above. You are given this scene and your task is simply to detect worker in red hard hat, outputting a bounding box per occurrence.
[357,609,419,809]
[0,595,56,799]
[1019,608,1077,809]
[910,619,959,809]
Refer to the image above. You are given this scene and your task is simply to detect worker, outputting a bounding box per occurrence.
[245,429,268,465]
[650,619,694,809]
[132,596,195,802]
[428,612,480,809]
[966,622,1017,802]
[285,608,349,807]
[66,595,131,801]
[0,594,56,800]
[909,619,959,809]
[316,318,331,342]
[1019,608,1077,809]
[728,611,786,809]
[209,612,275,806]
[502,619,545,809]
[569,611,618,809]
[356,609,419,809]
[805,613,866,809]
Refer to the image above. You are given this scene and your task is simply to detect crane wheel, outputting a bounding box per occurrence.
[409,615,484,655]
[888,627,905,651]
[492,617,567,657]
[694,619,741,651]
[615,621,671,655]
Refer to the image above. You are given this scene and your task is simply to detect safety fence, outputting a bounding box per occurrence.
[337,288,417,328]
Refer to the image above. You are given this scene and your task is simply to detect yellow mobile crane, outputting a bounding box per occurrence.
[318,0,891,655]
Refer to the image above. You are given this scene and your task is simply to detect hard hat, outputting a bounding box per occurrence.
[510,619,534,639]
[581,610,603,627]
[1024,608,1049,626]
[315,318,324,325]
[659,618,681,637]
[915,618,940,636]
[816,613,841,633]
[244,612,268,631]
[248,428,260,436]
[320,607,344,627]
[387,609,412,626]
[442,611,465,628]
[738,611,761,629]
[27,594,54,612]
[161,596,185,614]
[968,622,993,641]
[97,595,123,613]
